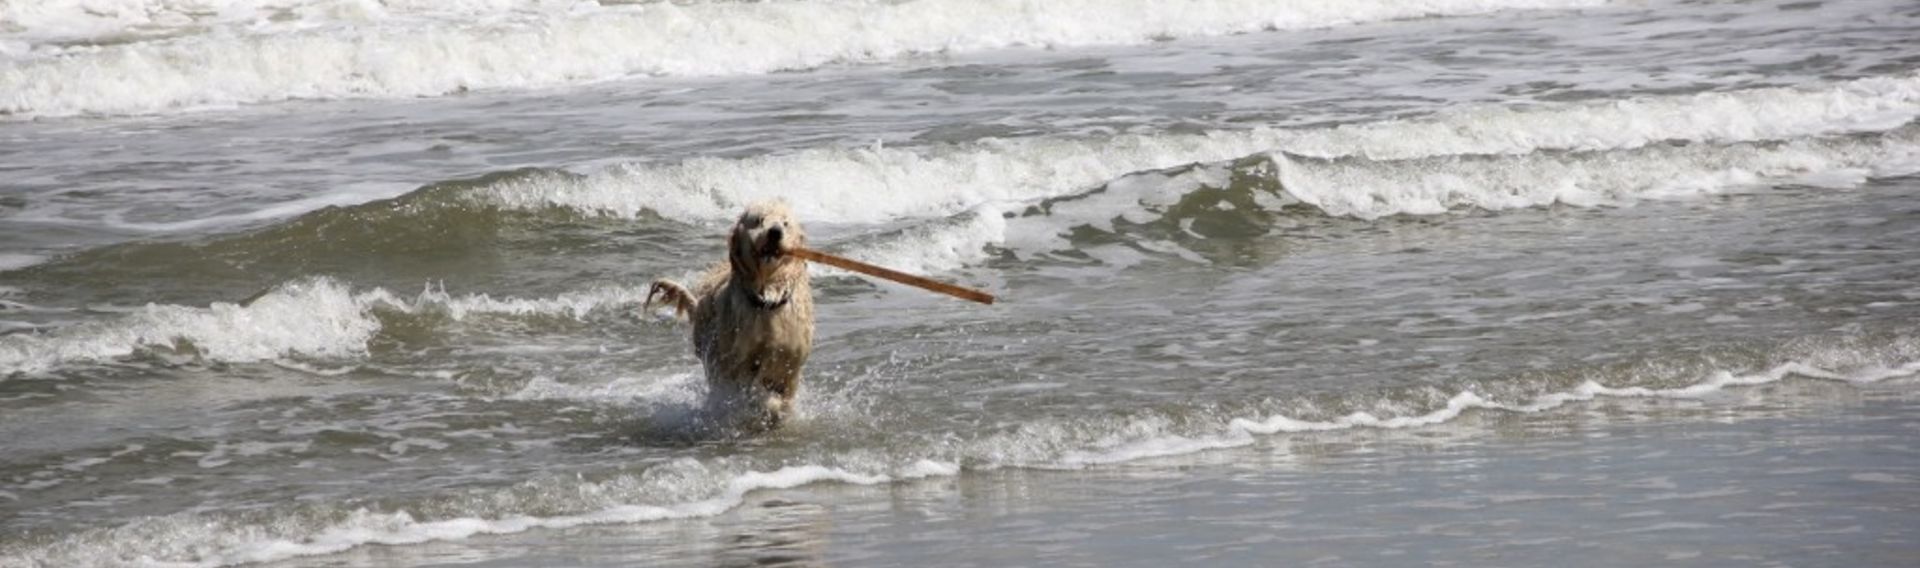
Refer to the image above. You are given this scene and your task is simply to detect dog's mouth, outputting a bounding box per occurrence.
[756,226,790,262]
[758,238,783,262]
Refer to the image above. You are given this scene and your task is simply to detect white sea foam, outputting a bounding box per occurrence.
[1274,124,1920,220]
[999,124,1920,258]
[0,0,584,43]
[0,277,647,375]
[9,460,913,567]
[505,370,703,404]
[1,0,1609,118]
[464,75,1920,227]
[1052,360,1920,469]
[0,277,378,375]
[392,281,654,321]
[817,205,1008,279]
[473,132,1295,225]
[1284,75,1920,160]
[1232,360,1920,436]
[0,252,46,272]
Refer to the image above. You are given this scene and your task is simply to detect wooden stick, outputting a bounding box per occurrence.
[788,247,996,305]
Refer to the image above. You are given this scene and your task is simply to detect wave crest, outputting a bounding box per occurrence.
[3,0,1610,118]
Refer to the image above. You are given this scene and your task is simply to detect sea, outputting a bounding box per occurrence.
[3,0,1920,566]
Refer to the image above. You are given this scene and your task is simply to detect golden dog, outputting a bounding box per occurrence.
[646,201,815,429]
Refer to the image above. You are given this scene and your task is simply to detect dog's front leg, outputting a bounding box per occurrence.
[644,279,696,320]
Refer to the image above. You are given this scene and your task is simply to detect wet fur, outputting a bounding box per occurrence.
[647,202,815,430]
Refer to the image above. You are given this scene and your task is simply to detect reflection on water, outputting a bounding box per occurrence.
[711,499,831,568]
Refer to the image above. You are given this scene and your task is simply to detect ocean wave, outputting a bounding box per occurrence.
[0,277,641,376]
[460,75,1920,224]
[8,81,1919,375]
[1270,124,1920,220]
[7,346,1914,567]
[21,72,1904,265]
[13,78,1919,302]
[0,0,1610,118]
[0,278,380,376]
[1001,123,1920,261]
[0,211,1002,374]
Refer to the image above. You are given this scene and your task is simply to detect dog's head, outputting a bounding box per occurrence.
[728,200,808,302]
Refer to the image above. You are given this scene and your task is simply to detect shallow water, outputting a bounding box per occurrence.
[4,0,1920,566]
[273,380,1920,567]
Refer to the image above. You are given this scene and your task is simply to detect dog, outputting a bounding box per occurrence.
[646,201,815,429]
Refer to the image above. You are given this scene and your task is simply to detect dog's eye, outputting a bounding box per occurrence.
[743,216,762,229]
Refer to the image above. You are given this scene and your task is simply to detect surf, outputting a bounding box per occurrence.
[2,0,1612,119]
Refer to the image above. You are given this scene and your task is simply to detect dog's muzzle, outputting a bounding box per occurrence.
[760,226,785,260]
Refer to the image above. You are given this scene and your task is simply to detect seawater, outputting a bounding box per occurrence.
[3,0,1919,566]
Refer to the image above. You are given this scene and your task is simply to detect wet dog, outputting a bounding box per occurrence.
[646,201,814,430]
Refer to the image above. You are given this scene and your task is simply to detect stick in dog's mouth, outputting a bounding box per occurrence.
[783,247,996,305]
[759,233,785,262]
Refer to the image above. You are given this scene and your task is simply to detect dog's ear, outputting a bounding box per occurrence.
[728,218,754,278]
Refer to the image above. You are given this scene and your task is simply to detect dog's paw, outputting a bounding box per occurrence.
[759,395,791,426]
[644,279,694,320]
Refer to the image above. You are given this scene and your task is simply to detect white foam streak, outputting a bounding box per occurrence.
[0,279,663,376]
[478,133,1296,225]
[0,278,378,375]
[255,464,893,562]
[2,0,1607,118]
[505,371,703,404]
[21,460,957,568]
[1231,361,1920,436]
[1284,74,1920,160]
[1276,126,1920,220]
[391,282,654,321]
[818,205,1008,279]
[1054,360,1920,468]
[0,253,47,272]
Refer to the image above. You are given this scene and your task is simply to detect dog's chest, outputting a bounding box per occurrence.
[691,288,814,372]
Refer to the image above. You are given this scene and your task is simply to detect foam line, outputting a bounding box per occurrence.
[1230,361,1920,436]
[0,278,657,375]
[1274,123,1920,220]
[0,278,379,375]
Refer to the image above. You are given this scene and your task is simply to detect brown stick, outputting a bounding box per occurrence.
[788,247,996,305]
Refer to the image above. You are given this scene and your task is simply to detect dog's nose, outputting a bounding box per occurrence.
[766,226,784,245]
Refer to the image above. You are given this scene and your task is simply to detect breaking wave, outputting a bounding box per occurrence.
[7,79,1920,371]
[2,0,1610,118]
[453,74,1920,224]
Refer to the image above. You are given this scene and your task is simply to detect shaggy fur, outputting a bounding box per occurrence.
[646,201,815,429]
